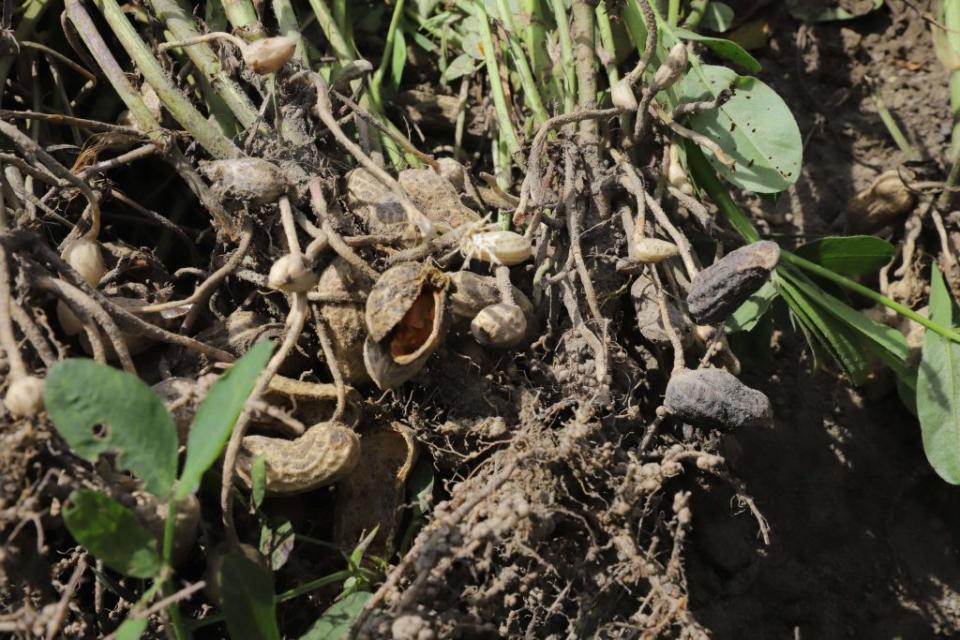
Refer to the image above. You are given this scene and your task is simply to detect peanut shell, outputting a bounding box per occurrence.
[686,241,780,325]
[664,367,772,430]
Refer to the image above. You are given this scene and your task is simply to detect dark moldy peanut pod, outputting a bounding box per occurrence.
[664,367,772,430]
[686,241,780,325]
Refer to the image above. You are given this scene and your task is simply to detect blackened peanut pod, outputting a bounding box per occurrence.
[664,367,772,430]
[686,241,780,325]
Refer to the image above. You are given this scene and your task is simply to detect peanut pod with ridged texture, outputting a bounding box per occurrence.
[664,367,772,430]
[686,241,780,325]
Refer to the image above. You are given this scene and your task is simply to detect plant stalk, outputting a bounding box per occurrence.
[475,2,522,155]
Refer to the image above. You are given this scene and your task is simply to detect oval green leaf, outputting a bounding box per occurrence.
[177,341,273,499]
[699,2,734,32]
[677,64,803,193]
[726,280,778,333]
[220,550,281,640]
[63,490,162,578]
[917,266,960,484]
[672,27,760,73]
[794,236,895,276]
[299,591,373,640]
[45,360,177,497]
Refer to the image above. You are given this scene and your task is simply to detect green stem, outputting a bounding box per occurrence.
[367,0,408,168]
[272,0,308,65]
[0,0,51,100]
[667,0,680,26]
[161,498,187,640]
[873,88,919,161]
[682,0,709,28]
[781,251,960,343]
[571,0,598,140]
[219,0,262,35]
[685,142,760,242]
[475,2,522,155]
[547,0,576,113]
[92,0,241,159]
[520,0,550,94]
[306,0,355,62]
[276,569,353,602]
[494,0,549,126]
[150,0,261,129]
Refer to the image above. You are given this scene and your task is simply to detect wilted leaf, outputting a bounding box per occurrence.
[299,591,372,640]
[917,266,960,484]
[672,27,760,73]
[46,360,177,497]
[63,491,161,578]
[176,342,273,500]
[794,236,895,276]
[677,64,803,193]
[220,550,281,640]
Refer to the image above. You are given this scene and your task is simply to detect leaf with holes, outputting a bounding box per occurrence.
[176,341,273,500]
[63,490,162,578]
[677,64,802,193]
[918,266,960,484]
[45,360,177,497]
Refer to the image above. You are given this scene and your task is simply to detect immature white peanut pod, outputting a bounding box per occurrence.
[611,79,639,112]
[666,143,693,195]
[268,254,319,293]
[471,302,527,348]
[61,237,106,287]
[631,237,679,264]
[466,230,533,266]
[652,42,688,92]
[242,36,296,74]
[4,375,45,417]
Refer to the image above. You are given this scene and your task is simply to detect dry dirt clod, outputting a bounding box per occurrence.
[663,367,772,430]
[845,170,915,232]
[470,302,527,348]
[686,240,780,325]
[333,422,418,555]
[200,158,288,206]
[238,421,361,495]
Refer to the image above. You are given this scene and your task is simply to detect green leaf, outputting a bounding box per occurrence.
[299,591,373,640]
[391,29,407,87]
[176,342,273,500]
[115,617,149,640]
[778,273,871,384]
[672,27,760,73]
[786,0,883,22]
[677,64,803,193]
[917,266,960,484]
[441,52,476,82]
[63,490,162,578]
[45,360,177,497]
[794,236,895,276]
[726,280,778,333]
[699,2,734,32]
[220,550,281,640]
[252,453,268,508]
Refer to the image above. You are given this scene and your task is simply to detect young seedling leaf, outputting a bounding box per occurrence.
[176,341,273,500]
[63,490,162,578]
[917,266,960,484]
[114,617,149,640]
[391,29,407,87]
[677,64,802,193]
[252,453,268,508]
[672,27,760,73]
[45,360,177,497]
[726,280,778,333]
[699,2,735,32]
[299,591,373,640]
[794,236,895,276]
[442,52,475,82]
[220,550,281,640]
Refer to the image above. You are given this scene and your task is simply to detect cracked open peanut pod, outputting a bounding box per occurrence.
[363,262,449,388]
[686,241,780,325]
[238,421,361,495]
[664,367,772,430]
